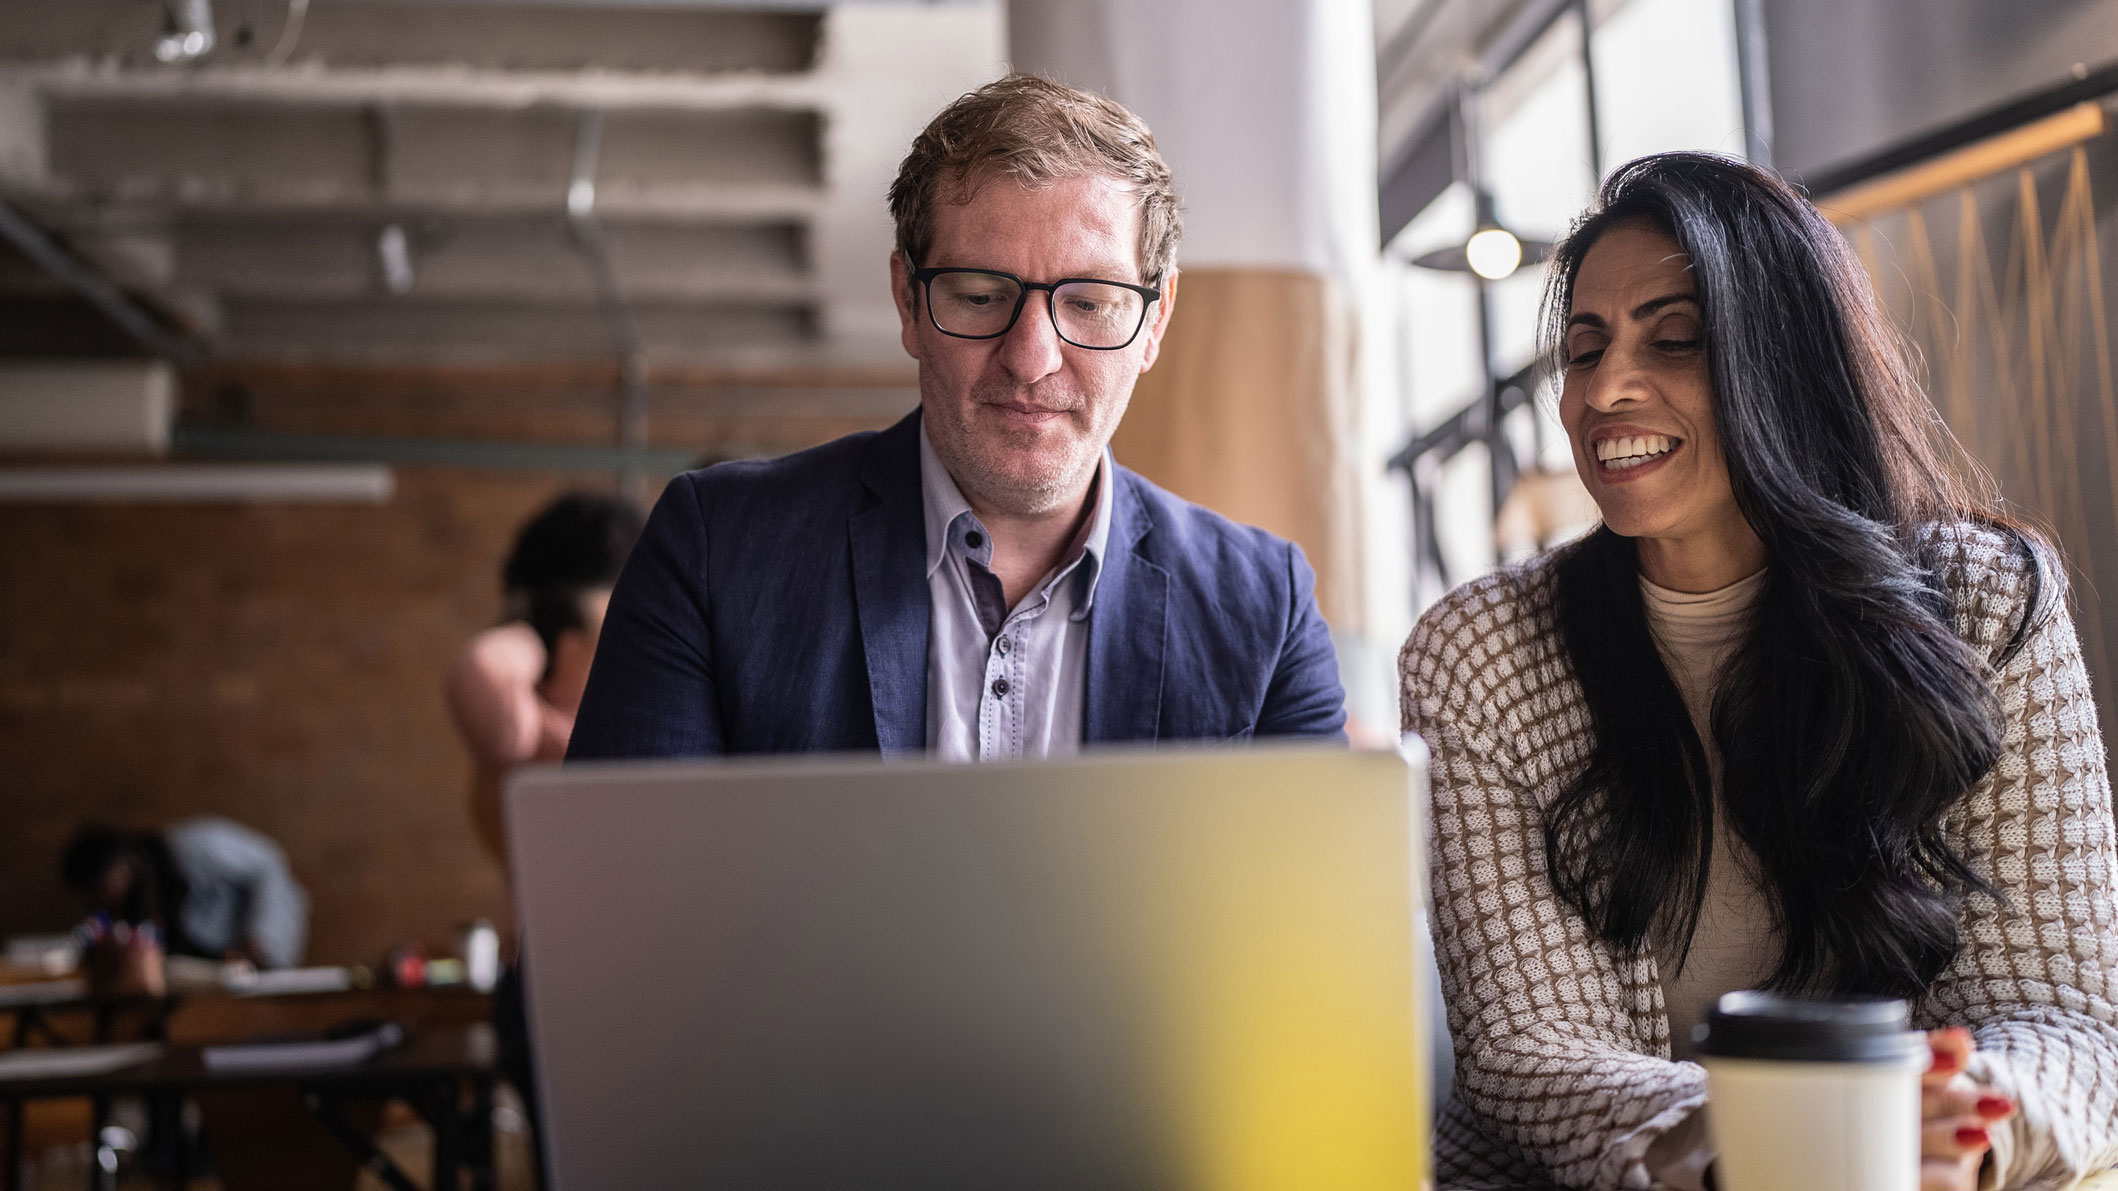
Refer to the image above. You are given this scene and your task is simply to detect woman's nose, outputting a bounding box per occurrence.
[1583,347,1650,411]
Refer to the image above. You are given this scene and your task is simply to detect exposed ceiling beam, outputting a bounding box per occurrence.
[0,1,1005,369]
[0,196,198,360]
[8,186,828,224]
[10,63,836,114]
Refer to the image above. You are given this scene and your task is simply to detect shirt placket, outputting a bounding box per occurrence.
[980,598,1048,760]
[956,520,1007,761]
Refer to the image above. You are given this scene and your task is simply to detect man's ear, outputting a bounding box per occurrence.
[889,252,922,361]
[1137,269,1180,373]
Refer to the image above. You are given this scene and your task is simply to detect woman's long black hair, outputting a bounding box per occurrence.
[1540,152,2032,998]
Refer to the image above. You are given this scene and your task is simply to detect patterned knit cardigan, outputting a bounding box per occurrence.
[1399,524,2118,1191]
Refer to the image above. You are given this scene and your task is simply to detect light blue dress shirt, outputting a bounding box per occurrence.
[919,425,1115,762]
[165,815,309,969]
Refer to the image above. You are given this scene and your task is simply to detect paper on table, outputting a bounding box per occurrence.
[164,958,353,997]
[234,966,354,997]
[0,1043,162,1082]
[0,979,88,1009]
[164,954,236,992]
[202,1022,403,1073]
[3,933,80,975]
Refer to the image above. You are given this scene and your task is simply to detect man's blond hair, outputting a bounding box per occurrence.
[887,73,1182,286]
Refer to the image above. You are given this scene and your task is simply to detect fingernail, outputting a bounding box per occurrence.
[1978,1095,2013,1118]
[1931,1051,1963,1072]
[1956,1126,1991,1149]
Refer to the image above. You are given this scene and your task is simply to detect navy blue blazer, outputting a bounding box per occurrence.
[567,410,1346,759]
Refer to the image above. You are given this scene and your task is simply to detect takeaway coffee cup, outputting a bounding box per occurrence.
[1695,991,1929,1191]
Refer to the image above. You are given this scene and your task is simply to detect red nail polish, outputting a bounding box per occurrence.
[1977,1095,2012,1118]
[1956,1126,1990,1149]
[1931,1051,1963,1073]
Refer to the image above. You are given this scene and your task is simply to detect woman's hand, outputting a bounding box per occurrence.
[1922,1027,2013,1191]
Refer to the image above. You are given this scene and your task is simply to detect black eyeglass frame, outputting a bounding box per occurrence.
[910,264,1164,351]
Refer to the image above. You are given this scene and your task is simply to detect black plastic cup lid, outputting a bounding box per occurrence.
[1693,991,1926,1063]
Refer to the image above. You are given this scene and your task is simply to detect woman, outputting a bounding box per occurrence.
[445,490,643,871]
[1401,152,2117,1191]
[443,489,642,1189]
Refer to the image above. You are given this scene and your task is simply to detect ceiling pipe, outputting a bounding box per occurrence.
[567,109,651,499]
[0,199,201,363]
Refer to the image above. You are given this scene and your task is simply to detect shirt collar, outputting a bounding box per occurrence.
[917,422,1116,615]
[1068,450,1116,618]
[919,422,979,580]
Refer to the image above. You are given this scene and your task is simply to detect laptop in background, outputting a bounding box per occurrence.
[508,745,1429,1190]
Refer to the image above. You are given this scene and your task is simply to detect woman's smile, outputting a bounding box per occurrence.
[1591,431,1684,478]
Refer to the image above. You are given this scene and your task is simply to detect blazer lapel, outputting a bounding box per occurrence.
[1085,471,1167,744]
[851,412,930,754]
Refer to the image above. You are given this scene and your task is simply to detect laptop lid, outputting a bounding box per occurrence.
[509,745,1428,1190]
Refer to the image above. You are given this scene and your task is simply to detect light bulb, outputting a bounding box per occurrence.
[1465,226,1523,281]
[377,224,415,297]
[153,0,217,63]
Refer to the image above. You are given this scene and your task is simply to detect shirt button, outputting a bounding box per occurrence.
[965,531,984,549]
[996,636,1012,656]
[991,677,1010,698]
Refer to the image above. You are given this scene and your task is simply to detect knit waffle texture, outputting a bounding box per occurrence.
[1399,523,2118,1191]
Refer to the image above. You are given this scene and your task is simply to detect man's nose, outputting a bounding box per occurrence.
[997,291,1065,383]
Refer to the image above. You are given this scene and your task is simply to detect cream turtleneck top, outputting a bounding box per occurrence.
[1639,568,1773,1191]
[1640,567,1775,1060]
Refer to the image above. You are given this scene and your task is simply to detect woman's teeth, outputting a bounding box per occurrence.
[1595,434,1678,470]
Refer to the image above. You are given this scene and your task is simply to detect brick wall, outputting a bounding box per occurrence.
[0,362,908,964]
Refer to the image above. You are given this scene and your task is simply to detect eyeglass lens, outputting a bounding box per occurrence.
[926,271,1146,348]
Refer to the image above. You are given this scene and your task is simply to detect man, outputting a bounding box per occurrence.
[61,816,309,972]
[568,74,1344,761]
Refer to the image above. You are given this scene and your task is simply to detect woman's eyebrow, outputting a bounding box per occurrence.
[1566,292,1698,331]
[1630,292,1697,319]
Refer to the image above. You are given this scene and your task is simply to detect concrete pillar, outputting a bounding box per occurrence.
[1007,0,1378,642]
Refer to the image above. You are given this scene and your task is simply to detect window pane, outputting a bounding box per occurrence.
[1592,0,1746,165]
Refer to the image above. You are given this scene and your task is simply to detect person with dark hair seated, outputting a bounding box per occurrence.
[1401,152,2116,1190]
[446,491,644,870]
[444,491,643,1190]
[62,817,310,984]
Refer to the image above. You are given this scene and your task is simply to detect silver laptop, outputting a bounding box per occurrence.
[508,745,1430,1190]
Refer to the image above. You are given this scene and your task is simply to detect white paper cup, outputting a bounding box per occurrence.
[1696,992,1928,1191]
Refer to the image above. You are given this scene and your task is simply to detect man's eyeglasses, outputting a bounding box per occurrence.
[910,265,1162,351]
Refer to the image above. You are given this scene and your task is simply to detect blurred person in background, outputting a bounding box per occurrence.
[62,816,309,983]
[445,489,641,1190]
[447,491,644,871]
[1401,153,2115,1191]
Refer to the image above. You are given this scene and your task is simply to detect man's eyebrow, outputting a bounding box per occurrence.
[1566,291,1697,330]
[1071,265,1148,283]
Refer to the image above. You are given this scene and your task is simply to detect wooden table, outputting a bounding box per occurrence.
[1,972,492,1049]
[0,1023,497,1191]
[1,982,494,1191]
